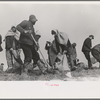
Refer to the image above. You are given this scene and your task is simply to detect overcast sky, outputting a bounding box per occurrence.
[0,1,100,69]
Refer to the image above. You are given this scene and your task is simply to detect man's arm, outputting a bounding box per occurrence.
[16,20,27,34]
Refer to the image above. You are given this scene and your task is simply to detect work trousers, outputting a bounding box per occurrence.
[21,43,40,65]
[6,50,13,68]
[83,51,92,68]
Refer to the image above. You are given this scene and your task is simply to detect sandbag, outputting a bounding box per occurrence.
[55,53,70,72]
[91,57,97,64]
[56,31,69,45]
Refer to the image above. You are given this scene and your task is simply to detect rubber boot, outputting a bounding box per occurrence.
[37,60,47,75]
[23,62,31,75]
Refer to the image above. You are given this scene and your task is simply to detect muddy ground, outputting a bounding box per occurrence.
[0,67,100,81]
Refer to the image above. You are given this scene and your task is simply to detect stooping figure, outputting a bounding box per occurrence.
[50,29,72,79]
[16,15,47,74]
[5,26,23,74]
[45,40,59,70]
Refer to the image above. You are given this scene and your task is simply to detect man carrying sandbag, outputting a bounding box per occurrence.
[5,26,23,74]
[91,44,100,68]
[51,29,72,79]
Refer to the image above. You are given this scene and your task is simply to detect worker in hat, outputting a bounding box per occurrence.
[16,15,46,74]
[82,35,94,69]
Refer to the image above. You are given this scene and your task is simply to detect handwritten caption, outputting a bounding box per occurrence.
[45,82,59,86]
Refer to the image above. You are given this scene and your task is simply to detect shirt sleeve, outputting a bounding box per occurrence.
[16,20,27,34]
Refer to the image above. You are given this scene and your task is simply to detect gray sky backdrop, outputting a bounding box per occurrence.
[0,2,100,70]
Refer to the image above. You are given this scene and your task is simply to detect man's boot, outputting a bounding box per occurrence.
[88,61,93,69]
[33,63,37,69]
[37,60,47,75]
[23,62,31,74]
[19,64,24,75]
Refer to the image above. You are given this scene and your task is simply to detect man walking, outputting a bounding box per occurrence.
[82,35,94,69]
[16,15,46,74]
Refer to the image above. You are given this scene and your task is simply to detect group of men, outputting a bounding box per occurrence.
[1,14,100,79]
[4,15,47,75]
[3,14,78,78]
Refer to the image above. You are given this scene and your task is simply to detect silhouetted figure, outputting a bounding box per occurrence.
[82,35,94,69]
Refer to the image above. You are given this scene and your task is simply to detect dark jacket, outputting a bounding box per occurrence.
[16,20,37,45]
[45,40,58,66]
[82,38,92,52]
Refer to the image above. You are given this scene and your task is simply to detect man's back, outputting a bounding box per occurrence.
[82,38,91,52]
[16,20,36,45]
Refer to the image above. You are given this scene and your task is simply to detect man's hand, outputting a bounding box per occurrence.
[58,52,62,56]
[34,42,40,51]
[37,42,40,49]
[29,30,33,34]
[24,30,29,34]
[24,30,33,34]
[10,48,13,51]
[63,50,67,54]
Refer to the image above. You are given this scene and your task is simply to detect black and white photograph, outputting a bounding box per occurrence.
[1,1,100,99]
[0,1,100,82]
